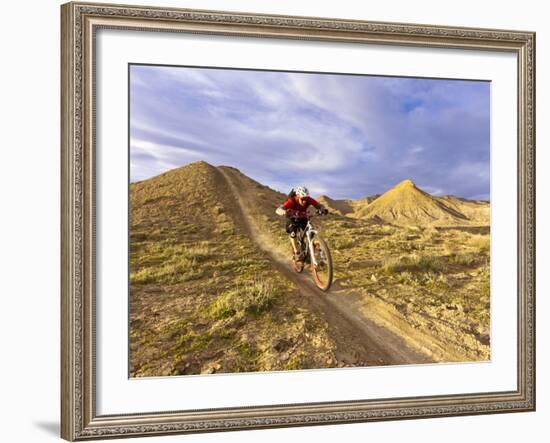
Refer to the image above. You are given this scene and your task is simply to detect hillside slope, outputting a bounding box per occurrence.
[129,161,338,376]
[437,195,490,225]
[209,167,491,362]
[316,195,354,216]
[130,162,491,370]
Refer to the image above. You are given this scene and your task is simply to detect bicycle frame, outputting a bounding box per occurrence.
[287,210,332,291]
[297,218,319,267]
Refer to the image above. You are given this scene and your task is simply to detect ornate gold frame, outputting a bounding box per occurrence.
[61,2,535,440]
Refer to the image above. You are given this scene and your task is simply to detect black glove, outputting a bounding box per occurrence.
[317,206,328,215]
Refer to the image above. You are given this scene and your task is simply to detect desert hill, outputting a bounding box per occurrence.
[314,182,488,227]
[350,179,488,226]
[352,194,381,206]
[316,195,354,216]
[131,160,231,228]
[131,163,489,229]
[316,194,384,217]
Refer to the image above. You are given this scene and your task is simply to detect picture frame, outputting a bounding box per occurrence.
[61,1,536,440]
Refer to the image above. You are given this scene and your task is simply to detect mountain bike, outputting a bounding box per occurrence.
[289,211,333,291]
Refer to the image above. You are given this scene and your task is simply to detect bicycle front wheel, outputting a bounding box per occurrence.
[311,237,333,291]
[292,256,305,273]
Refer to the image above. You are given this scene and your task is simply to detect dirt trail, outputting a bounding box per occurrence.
[218,168,433,367]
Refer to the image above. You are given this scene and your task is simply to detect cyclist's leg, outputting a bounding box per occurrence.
[290,237,298,255]
[293,219,308,259]
[297,219,308,259]
[286,220,299,255]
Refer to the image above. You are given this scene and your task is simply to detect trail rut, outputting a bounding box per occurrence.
[218,168,433,367]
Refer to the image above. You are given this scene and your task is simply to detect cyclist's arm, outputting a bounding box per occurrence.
[310,198,329,215]
[276,198,294,216]
[308,196,320,207]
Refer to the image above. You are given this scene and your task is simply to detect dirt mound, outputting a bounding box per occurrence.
[130,160,234,227]
[355,179,473,226]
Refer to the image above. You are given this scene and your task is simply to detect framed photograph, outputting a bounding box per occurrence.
[61,1,536,440]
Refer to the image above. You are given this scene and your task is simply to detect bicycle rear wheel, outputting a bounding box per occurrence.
[311,237,333,291]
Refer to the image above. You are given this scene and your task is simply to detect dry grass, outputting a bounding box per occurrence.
[208,278,281,319]
[381,254,444,274]
[318,215,491,361]
[468,234,491,252]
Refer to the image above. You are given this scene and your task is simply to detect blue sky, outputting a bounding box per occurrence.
[130,64,490,200]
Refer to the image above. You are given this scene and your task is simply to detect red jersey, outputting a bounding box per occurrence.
[282,196,319,219]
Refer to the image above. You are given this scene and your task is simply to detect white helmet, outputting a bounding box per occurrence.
[295,186,309,198]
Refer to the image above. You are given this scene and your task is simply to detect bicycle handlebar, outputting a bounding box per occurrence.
[286,209,326,219]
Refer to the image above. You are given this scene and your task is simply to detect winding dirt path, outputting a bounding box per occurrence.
[218,168,433,367]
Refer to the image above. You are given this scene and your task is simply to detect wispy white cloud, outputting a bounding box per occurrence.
[130,65,490,200]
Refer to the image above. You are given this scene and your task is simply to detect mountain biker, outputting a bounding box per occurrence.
[275,186,328,260]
